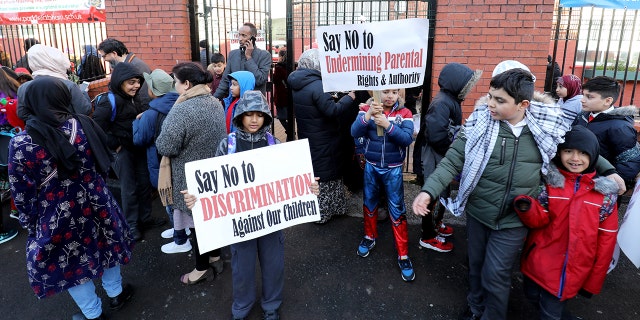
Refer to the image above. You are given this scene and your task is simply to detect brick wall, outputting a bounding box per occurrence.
[432,0,556,116]
[104,0,192,72]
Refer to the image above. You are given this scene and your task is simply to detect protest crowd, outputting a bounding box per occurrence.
[0,16,639,320]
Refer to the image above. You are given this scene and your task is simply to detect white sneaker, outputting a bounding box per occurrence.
[161,228,191,239]
[161,240,192,254]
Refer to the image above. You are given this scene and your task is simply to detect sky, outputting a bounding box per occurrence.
[271,0,286,19]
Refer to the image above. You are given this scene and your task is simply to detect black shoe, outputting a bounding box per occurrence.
[72,312,106,320]
[459,307,481,320]
[140,217,166,230]
[263,309,280,320]
[130,228,142,242]
[109,284,134,310]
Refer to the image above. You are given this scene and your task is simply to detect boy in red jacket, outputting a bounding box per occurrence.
[513,125,619,319]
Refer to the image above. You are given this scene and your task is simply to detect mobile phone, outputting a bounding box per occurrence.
[250,36,256,45]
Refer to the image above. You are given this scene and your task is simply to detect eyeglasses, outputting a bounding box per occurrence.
[100,52,110,59]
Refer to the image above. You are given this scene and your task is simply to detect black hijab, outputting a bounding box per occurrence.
[23,77,112,178]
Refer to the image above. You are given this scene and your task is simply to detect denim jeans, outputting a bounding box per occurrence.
[523,276,567,320]
[67,266,122,319]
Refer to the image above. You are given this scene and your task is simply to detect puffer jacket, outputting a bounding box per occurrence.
[288,68,354,181]
[515,164,618,300]
[351,101,414,168]
[92,62,147,151]
[573,106,640,185]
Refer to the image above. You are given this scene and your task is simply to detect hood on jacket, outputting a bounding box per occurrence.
[232,90,273,130]
[438,63,482,101]
[149,91,179,115]
[607,105,638,117]
[552,125,599,173]
[223,70,255,107]
[27,44,71,80]
[546,164,619,195]
[287,68,321,91]
[109,62,144,98]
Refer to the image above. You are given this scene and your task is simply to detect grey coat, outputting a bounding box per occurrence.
[155,93,226,214]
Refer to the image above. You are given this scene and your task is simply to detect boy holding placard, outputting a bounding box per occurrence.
[351,88,415,281]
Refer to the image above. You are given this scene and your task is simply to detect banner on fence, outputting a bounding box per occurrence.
[316,18,429,92]
[0,0,105,25]
[185,139,320,253]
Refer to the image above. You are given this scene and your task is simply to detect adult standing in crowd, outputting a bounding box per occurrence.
[93,62,165,241]
[156,62,227,284]
[98,38,152,108]
[9,76,133,320]
[199,39,211,70]
[213,23,271,99]
[17,44,92,118]
[272,48,292,138]
[77,45,106,82]
[288,48,356,224]
[13,38,39,73]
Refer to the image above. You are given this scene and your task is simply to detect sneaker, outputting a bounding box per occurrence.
[0,229,18,244]
[357,237,376,257]
[419,236,453,252]
[161,240,192,254]
[398,257,416,282]
[161,228,191,239]
[437,223,454,237]
[9,210,19,220]
[263,309,280,320]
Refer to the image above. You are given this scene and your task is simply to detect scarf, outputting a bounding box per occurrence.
[174,84,211,105]
[448,97,569,217]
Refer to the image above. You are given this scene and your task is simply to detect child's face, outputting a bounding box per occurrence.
[559,148,590,173]
[581,89,613,113]
[381,89,400,108]
[487,87,528,125]
[241,111,265,133]
[230,79,240,98]
[556,82,567,98]
[120,78,141,97]
[209,62,225,76]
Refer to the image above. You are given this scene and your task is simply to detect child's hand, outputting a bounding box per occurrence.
[135,112,144,120]
[412,192,432,216]
[373,112,390,129]
[181,190,197,210]
[309,177,320,196]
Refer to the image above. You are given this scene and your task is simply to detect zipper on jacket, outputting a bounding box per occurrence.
[499,138,506,165]
[496,137,519,228]
[381,128,386,167]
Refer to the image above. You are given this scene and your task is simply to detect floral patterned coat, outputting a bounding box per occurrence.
[8,118,132,299]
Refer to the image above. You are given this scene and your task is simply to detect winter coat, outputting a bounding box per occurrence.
[515,165,618,300]
[223,71,256,133]
[288,68,355,181]
[213,47,272,99]
[558,94,582,125]
[573,106,640,185]
[92,63,146,151]
[132,91,179,188]
[272,62,292,112]
[155,92,226,214]
[9,119,132,299]
[18,76,92,119]
[351,101,414,168]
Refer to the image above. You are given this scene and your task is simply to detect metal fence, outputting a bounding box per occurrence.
[0,22,108,82]
[550,4,640,106]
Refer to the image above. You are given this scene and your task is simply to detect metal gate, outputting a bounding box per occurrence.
[0,22,107,82]
[550,3,640,106]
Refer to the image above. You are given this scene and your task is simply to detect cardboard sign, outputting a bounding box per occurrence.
[316,18,429,92]
[185,139,320,253]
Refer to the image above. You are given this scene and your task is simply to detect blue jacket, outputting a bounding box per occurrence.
[351,102,414,168]
[133,91,179,188]
[223,70,255,133]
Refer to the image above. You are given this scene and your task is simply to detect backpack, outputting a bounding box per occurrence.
[92,91,117,122]
[227,131,276,154]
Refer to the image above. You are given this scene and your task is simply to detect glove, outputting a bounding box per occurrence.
[578,288,593,299]
[513,195,532,212]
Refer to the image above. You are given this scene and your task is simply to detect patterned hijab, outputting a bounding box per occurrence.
[298,48,321,71]
[557,74,582,100]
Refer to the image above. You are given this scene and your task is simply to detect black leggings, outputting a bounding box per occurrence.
[190,227,221,271]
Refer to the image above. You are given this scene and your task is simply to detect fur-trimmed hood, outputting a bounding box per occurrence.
[607,105,638,117]
[545,163,619,195]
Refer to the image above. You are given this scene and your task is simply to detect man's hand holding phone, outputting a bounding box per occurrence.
[243,36,256,59]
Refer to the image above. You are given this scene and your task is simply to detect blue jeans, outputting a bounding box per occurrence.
[67,266,122,319]
[523,276,567,320]
[466,216,527,320]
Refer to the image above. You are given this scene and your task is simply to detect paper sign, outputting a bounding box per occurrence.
[185,139,320,253]
[316,18,429,92]
[617,179,640,268]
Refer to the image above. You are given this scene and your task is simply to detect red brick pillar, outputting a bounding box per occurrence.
[432,0,556,116]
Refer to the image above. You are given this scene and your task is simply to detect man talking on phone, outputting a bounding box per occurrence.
[214,22,272,100]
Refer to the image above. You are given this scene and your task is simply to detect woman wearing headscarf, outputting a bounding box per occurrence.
[8,77,133,320]
[77,45,106,82]
[287,48,356,224]
[556,74,583,125]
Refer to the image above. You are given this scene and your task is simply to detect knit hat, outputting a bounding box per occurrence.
[492,60,536,82]
[143,69,176,96]
[553,125,599,173]
[298,48,321,71]
[557,74,582,100]
[27,44,71,80]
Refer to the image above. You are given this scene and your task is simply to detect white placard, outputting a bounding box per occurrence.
[617,179,640,268]
[185,139,320,253]
[316,18,429,92]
